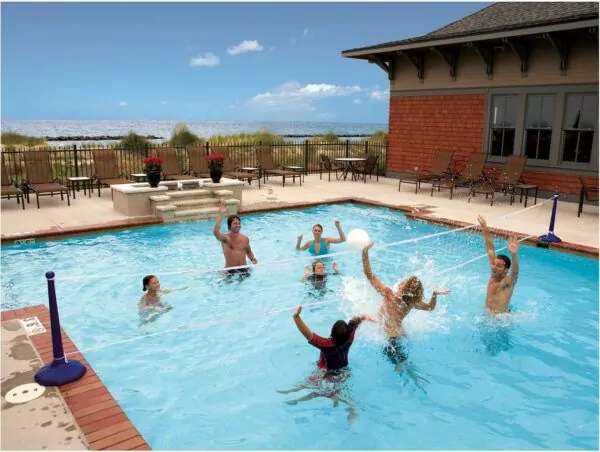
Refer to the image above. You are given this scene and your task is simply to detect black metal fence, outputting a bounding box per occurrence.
[1,141,387,186]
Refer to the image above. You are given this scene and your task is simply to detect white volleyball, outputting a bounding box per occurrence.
[347,229,371,251]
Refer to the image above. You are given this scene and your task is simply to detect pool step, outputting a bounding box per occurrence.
[153,193,240,223]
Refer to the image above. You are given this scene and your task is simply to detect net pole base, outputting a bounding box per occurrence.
[539,232,562,243]
[35,359,87,387]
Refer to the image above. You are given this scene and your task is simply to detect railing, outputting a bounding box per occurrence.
[1,141,387,186]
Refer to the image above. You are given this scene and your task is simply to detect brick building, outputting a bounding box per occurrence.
[342,2,599,198]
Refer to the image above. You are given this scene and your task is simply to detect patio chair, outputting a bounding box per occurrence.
[257,146,301,187]
[469,155,528,206]
[22,151,70,208]
[398,150,454,194]
[211,146,261,188]
[1,156,25,209]
[187,147,210,178]
[352,154,380,183]
[156,147,192,181]
[91,150,134,197]
[578,176,599,217]
[431,151,487,200]
[319,154,344,182]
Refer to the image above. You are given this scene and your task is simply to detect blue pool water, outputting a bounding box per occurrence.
[1,203,598,450]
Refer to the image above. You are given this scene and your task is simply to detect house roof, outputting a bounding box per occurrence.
[342,2,599,55]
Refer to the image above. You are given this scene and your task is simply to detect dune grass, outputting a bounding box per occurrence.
[1,132,48,147]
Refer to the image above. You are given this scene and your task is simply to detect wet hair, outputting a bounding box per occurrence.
[142,275,156,292]
[227,215,241,230]
[331,320,350,346]
[399,276,424,306]
[313,223,323,233]
[312,260,324,271]
[496,254,512,270]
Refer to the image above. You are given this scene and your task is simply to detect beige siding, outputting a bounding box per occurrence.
[391,38,598,91]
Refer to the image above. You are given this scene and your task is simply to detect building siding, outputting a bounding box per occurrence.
[391,37,598,92]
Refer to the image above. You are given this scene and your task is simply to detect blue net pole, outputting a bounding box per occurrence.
[35,271,87,386]
[539,191,562,243]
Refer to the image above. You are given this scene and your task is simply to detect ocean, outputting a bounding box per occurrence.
[1,120,388,147]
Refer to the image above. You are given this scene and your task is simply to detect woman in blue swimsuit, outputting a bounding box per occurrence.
[296,220,347,256]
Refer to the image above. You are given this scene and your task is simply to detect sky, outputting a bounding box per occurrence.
[1,1,490,123]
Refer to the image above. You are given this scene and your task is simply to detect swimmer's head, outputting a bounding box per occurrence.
[331,320,350,346]
[142,275,160,292]
[312,261,326,275]
[312,224,323,238]
[396,275,423,306]
[227,215,241,233]
[492,254,511,276]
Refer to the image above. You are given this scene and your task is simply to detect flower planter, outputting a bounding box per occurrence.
[147,171,161,187]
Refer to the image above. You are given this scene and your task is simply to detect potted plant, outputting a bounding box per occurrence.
[143,155,163,187]
[206,153,225,183]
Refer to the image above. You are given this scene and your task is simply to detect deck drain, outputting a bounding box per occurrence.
[5,383,46,404]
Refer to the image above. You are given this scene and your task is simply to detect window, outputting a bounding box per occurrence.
[562,94,598,163]
[524,95,555,160]
[490,95,517,157]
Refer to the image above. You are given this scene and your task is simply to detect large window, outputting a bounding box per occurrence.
[524,95,555,160]
[490,95,517,157]
[562,94,598,163]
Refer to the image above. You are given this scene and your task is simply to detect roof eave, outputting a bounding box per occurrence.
[341,18,599,59]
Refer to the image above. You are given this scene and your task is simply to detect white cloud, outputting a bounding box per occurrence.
[303,28,314,38]
[353,99,362,105]
[370,89,390,101]
[227,40,263,56]
[246,80,362,112]
[189,52,220,67]
[119,101,128,107]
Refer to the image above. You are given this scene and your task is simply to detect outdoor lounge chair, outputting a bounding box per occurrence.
[212,146,261,188]
[257,146,301,187]
[469,155,527,206]
[1,156,25,209]
[398,150,454,194]
[431,151,487,199]
[22,151,70,208]
[319,154,344,182]
[352,154,380,183]
[578,176,599,217]
[91,150,134,197]
[187,147,210,178]
[156,147,192,181]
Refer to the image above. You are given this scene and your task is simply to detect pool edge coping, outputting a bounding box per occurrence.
[1,197,597,258]
[0,305,152,451]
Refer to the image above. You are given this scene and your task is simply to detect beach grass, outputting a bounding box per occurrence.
[1,132,48,147]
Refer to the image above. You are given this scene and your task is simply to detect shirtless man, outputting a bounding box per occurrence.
[477,215,519,314]
[213,200,258,276]
[362,242,449,370]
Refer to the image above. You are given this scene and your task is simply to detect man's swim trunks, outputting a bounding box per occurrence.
[383,336,409,364]
[224,268,251,279]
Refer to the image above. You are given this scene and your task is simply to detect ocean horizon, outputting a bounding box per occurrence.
[1,119,389,146]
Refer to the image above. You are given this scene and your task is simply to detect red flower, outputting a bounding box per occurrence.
[206,153,225,161]
[143,155,163,166]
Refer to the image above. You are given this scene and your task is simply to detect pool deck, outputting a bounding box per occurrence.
[1,174,598,450]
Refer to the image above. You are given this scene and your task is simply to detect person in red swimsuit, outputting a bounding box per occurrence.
[277,306,376,424]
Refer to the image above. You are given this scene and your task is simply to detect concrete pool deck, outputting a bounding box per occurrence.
[1,174,598,450]
[1,174,598,252]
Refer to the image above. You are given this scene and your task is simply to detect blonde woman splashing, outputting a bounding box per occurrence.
[361,242,449,388]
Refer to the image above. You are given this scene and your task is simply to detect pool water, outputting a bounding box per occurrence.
[1,203,598,450]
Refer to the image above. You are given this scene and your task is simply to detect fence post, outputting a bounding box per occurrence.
[72,144,79,178]
[304,140,309,173]
[345,140,349,158]
[205,141,210,156]
[144,143,149,158]
[364,140,368,155]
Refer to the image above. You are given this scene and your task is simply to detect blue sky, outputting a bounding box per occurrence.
[1,2,489,123]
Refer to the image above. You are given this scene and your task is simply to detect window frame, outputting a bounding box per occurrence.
[523,93,556,161]
[489,94,518,157]
[560,92,598,166]
[484,84,598,171]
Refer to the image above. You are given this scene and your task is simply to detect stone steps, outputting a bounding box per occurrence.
[152,191,239,223]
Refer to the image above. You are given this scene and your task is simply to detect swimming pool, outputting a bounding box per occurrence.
[2,202,598,450]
